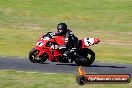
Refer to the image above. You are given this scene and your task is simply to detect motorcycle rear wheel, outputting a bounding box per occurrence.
[75,49,95,66]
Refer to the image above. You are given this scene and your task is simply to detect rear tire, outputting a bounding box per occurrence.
[75,49,95,66]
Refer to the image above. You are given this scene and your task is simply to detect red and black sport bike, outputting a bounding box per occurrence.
[29,32,100,66]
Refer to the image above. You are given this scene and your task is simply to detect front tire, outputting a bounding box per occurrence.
[29,48,41,63]
[39,53,48,63]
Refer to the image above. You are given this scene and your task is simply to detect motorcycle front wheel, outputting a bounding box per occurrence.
[29,48,41,63]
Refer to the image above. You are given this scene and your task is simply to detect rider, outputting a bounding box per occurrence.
[49,23,78,61]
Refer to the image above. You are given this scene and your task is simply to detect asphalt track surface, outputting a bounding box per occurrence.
[0,57,132,76]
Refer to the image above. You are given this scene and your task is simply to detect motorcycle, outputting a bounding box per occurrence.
[29,32,100,66]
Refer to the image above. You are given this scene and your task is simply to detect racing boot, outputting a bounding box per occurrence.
[62,50,71,63]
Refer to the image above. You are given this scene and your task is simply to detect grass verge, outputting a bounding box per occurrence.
[0,70,131,88]
[0,0,131,64]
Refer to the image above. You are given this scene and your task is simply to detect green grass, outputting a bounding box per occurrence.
[0,28,48,56]
[0,1,132,88]
[0,0,132,64]
[0,0,131,31]
[0,70,131,88]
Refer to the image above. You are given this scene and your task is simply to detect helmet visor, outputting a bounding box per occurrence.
[58,29,63,33]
